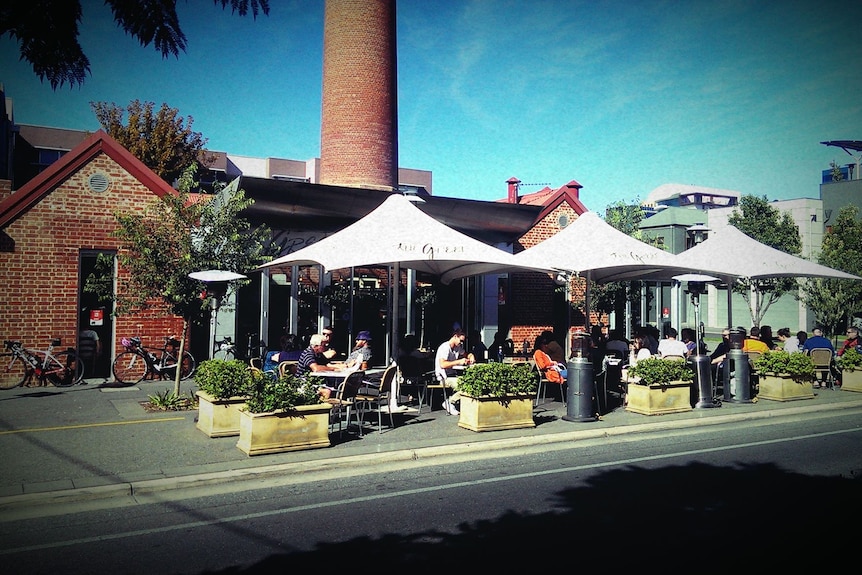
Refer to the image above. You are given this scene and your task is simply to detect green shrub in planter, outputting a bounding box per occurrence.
[244,372,324,414]
[754,350,815,380]
[195,359,251,399]
[627,357,694,386]
[457,362,538,398]
[836,347,862,370]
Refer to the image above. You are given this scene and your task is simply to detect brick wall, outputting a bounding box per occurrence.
[0,155,185,364]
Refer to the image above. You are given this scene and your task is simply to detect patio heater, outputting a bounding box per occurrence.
[563,329,596,422]
[674,274,720,409]
[725,327,753,403]
[189,270,247,359]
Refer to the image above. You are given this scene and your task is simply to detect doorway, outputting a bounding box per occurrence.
[78,251,115,380]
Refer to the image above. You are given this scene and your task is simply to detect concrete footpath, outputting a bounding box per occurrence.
[1,378,861,517]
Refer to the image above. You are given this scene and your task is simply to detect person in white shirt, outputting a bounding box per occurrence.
[777,327,800,353]
[657,327,689,358]
[435,328,474,415]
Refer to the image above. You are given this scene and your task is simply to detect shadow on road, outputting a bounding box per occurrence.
[197,461,861,573]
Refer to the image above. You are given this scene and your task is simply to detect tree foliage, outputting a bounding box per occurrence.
[86,167,276,394]
[727,195,802,327]
[1,0,269,89]
[92,100,211,184]
[799,205,862,335]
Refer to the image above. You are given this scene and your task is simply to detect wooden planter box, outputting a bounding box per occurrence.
[196,391,248,438]
[757,373,814,401]
[625,381,693,415]
[457,393,536,432]
[236,403,333,456]
[841,368,862,393]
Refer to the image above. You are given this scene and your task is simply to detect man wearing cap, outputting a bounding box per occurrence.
[346,330,373,370]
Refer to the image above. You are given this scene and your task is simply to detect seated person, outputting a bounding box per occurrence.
[262,333,303,374]
[533,335,566,385]
[657,327,689,358]
[296,333,339,398]
[345,330,373,370]
[435,329,473,415]
[540,330,565,363]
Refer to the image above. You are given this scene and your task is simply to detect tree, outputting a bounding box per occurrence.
[799,205,862,336]
[86,167,275,395]
[728,195,802,327]
[92,100,211,185]
[1,1,269,89]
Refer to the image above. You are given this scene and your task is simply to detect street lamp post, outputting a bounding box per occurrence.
[189,270,247,359]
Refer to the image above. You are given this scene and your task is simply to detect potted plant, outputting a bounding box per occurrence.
[753,350,815,401]
[835,347,862,392]
[194,359,252,437]
[625,357,694,415]
[236,372,333,455]
[455,362,538,432]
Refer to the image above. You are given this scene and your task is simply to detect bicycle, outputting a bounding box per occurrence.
[1,338,85,389]
[213,333,267,365]
[112,336,197,385]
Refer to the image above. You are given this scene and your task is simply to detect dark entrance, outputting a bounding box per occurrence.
[78,251,115,380]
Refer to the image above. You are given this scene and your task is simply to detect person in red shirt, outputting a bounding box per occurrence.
[837,326,861,357]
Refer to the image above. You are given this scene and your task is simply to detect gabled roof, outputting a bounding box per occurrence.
[521,180,589,221]
[0,130,176,229]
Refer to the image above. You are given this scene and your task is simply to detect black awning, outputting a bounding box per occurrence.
[236,176,542,245]
[821,140,862,154]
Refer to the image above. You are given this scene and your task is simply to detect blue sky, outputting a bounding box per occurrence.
[2,0,860,213]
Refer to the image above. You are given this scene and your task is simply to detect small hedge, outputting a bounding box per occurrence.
[754,350,815,380]
[194,359,250,399]
[244,372,324,413]
[627,357,694,386]
[457,362,538,397]
[837,347,862,370]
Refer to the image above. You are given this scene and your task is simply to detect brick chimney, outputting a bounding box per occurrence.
[320,0,398,191]
[507,177,521,204]
[565,180,582,198]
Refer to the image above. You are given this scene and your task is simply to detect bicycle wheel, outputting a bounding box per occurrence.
[179,351,196,380]
[0,353,29,389]
[159,350,195,380]
[112,351,147,385]
[212,347,235,362]
[45,350,84,387]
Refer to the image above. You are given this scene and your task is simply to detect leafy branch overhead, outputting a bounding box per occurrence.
[1,1,270,89]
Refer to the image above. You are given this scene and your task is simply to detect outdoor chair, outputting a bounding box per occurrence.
[596,350,624,412]
[534,359,566,407]
[397,355,434,407]
[326,370,365,437]
[355,363,398,433]
[277,361,297,378]
[421,371,452,414]
[808,348,835,388]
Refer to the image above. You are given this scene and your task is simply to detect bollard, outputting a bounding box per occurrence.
[726,348,753,403]
[692,354,718,408]
[562,357,597,422]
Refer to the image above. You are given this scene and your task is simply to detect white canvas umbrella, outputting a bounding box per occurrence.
[448,211,693,355]
[673,224,860,281]
[673,224,861,328]
[258,193,554,389]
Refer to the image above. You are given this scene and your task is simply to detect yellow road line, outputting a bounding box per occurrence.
[0,417,186,435]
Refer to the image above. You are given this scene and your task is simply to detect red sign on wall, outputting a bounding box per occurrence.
[89,309,104,326]
[662,307,670,319]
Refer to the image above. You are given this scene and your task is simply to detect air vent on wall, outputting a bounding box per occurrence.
[87,172,110,193]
